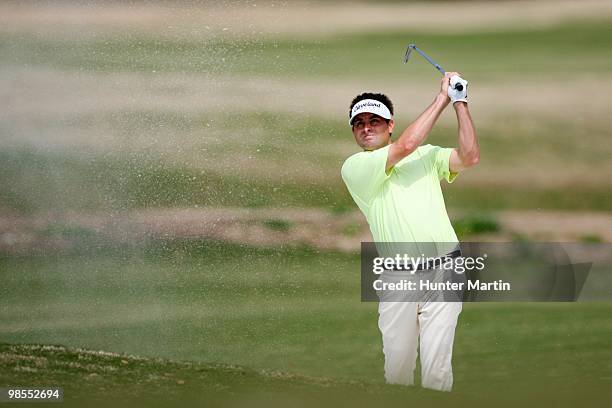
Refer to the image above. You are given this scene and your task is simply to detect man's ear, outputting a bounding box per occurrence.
[388,119,395,136]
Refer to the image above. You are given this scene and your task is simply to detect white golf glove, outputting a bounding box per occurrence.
[448,75,468,104]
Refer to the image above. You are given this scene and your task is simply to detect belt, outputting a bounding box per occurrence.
[386,249,462,272]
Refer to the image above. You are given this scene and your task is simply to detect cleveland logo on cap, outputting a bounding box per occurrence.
[349,99,392,125]
[353,101,382,114]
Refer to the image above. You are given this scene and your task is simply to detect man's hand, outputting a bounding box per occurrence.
[439,72,461,103]
[448,75,468,104]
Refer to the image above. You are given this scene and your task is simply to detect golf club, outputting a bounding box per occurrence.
[404,44,464,91]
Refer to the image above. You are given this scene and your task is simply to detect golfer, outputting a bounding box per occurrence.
[341,72,479,391]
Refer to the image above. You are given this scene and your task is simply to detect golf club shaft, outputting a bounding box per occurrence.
[405,44,463,91]
[410,45,446,75]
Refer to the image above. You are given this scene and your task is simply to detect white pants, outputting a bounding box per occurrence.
[378,300,462,391]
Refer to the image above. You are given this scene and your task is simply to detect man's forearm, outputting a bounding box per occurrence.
[454,103,479,165]
[395,93,449,153]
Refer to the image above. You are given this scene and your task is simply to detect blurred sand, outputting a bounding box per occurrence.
[1,208,611,255]
[2,1,612,39]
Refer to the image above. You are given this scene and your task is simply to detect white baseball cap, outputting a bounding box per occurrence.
[349,99,392,125]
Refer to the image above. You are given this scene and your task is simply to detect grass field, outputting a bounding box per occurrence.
[2,1,612,405]
[3,21,612,79]
[2,6,612,214]
[1,242,612,405]
[2,341,611,408]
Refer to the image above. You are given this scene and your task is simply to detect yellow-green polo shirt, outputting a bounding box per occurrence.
[341,144,459,257]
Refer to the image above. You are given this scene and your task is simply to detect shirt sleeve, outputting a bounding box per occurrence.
[434,146,459,183]
[341,145,392,208]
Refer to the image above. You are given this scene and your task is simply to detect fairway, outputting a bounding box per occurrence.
[1,1,612,405]
[2,243,612,402]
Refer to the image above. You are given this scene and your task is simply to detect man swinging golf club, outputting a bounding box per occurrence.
[341,68,479,391]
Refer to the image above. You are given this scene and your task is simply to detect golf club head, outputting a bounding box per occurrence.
[403,44,416,63]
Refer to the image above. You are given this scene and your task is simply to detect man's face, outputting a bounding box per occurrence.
[351,112,394,151]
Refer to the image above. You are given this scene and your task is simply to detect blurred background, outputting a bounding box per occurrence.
[1,0,611,403]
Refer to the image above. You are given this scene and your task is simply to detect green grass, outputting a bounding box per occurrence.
[442,184,612,212]
[0,148,351,213]
[452,213,500,238]
[0,343,396,407]
[0,242,367,377]
[2,342,610,408]
[1,242,612,405]
[263,218,293,232]
[3,21,612,80]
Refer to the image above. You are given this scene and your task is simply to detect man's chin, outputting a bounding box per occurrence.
[362,141,381,151]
